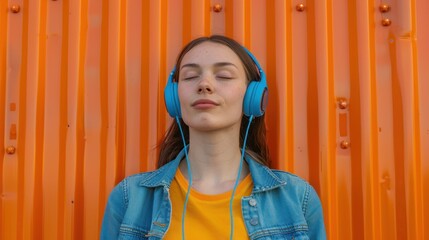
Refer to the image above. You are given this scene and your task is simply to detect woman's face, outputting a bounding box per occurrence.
[178,41,247,132]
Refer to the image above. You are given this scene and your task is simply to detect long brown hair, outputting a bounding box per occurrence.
[157,35,270,167]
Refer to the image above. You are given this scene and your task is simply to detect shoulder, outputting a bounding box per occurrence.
[269,169,319,203]
[271,169,322,213]
[116,172,151,190]
[119,158,181,189]
[121,170,158,183]
[118,168,165,190]
[271,169,315,194]
[271,169,310,188]
[108,171,158,202]
[246,156,313,196]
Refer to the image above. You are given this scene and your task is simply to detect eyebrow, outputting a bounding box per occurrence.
[180,62,239,70]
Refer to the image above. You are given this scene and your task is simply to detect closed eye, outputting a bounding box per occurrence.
[215,68,235,80]
[217,76,233,80]
[183,75,199,80]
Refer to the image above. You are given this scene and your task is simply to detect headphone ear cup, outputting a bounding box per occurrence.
[243,76,268,117]
[164,72,182,118]
[242,48,268,117]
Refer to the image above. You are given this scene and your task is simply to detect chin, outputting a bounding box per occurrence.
[182,112,242,131]
[188,120,241,133]
[186,119,219,131]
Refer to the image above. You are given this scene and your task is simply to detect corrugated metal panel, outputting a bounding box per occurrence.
[1,0,428,239]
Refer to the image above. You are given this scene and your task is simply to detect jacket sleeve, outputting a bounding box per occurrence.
[304,184,327,239]
[100,180,127,239]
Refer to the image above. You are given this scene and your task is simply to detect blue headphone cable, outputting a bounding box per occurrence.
[175,117,193,240]
[176,115,254,240]
[229,115,253,240]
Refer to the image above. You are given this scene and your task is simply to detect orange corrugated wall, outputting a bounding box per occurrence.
[1,0,428,239]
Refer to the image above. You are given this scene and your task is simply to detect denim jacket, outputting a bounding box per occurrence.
[101,149,326,239]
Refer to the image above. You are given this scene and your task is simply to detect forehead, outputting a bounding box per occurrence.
[180,42,243,67]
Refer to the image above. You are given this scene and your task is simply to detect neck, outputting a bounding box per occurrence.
[179,126,249,194]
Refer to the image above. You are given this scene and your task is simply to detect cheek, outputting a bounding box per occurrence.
[229,86,247,108]
[177,84,189,104]
[177,87,184,102]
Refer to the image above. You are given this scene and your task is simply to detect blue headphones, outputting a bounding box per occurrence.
[164,47,268,118]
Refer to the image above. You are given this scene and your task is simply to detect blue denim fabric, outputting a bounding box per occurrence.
[101,149,326,239]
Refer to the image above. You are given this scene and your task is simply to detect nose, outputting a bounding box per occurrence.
[197,75,214,94]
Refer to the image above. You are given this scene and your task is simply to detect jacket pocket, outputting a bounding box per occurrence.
[253,232,309,240]
[251,224,309,240]
[118,225,149,240]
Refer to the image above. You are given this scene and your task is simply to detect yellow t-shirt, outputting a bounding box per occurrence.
[163,169,253,240]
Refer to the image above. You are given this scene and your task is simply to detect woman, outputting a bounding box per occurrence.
[101,35,326,239]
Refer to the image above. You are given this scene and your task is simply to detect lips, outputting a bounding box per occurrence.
[192,99,219,109]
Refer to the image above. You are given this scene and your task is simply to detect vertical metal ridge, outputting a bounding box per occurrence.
[57,0,70,238]
[272,0,292,172]
[64,0,80,239]
[146,2,161,171]
[388,31,408,240]
[45,0,63,236]
[0,90,4,240]
[306,0,321,195]
[285,0,294,174]
[0,0,5,227]
[74,0,88,238]
[312,0,332,235]
[182,0,191,43]
[115,0,126,184]
[17,0,30,239]
[33,0,48,238]
[125,0,143,174]
[415,0,429,239]
[225,0,233,37]
[22,2,41,238]
[368,0,381,238]
[0,14,7,237]
[410,0,424,238]
[98,0,109,232]
[347,0,364,238]
[265,0,278,170]
[204,0,211,36]
[140,0,150,172]
[81,0,105,234]
[332,0,353,237]
[355,0,376,238]
[244,0,250,46]
[325,0,339,237]
[156,0,167,161]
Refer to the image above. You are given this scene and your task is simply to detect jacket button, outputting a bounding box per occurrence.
[250,218,259,226]
[248,199,257,206]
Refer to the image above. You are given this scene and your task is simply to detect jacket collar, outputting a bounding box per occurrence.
[139,148,287,192]
[245,155,287,192]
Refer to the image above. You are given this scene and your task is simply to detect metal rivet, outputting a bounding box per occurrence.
[6,146,16,154]
[340,141,350,149]
[338,98,348,109]
[379,4,390,13]
[381,18,392,26]
[250,218,259,226]
[296,3,305,12]
[11,4,21,13]
[249,199,257,207]
[213,3,222,13]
